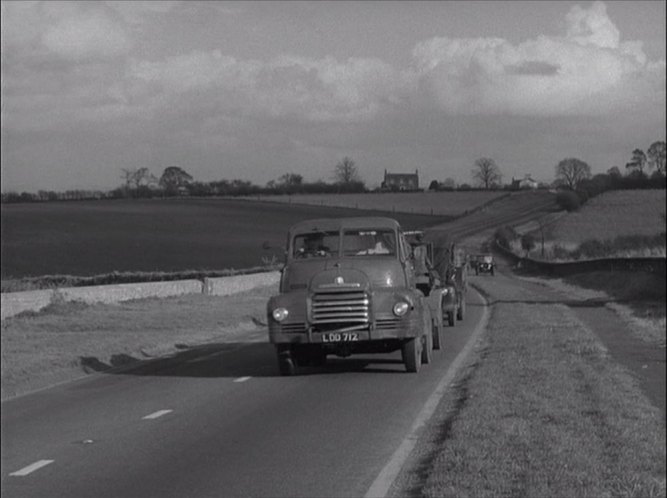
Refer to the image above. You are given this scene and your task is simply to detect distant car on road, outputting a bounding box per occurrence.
[474,254,495,276]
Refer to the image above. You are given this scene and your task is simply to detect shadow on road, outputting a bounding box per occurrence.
[80,342,410,379]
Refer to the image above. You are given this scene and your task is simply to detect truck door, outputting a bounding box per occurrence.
[399,232,416,288]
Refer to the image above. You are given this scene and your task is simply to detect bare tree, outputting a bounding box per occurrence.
[472,158,502,189]
[121,167,157,189]
[647,141,666,175]
[555,158,591,189]
[121,168,139,189]
[135,167,158,187]
[334,157,360,184]
[625,148,648,176]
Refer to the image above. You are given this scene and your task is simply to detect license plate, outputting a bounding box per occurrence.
[321,332,360,342]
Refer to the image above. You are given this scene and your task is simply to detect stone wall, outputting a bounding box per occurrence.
[1,271,281,320]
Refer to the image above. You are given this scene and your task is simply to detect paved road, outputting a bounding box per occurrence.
[2,290,485,498]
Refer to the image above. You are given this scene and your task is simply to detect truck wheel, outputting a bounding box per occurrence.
[421,328,433,364]
[402,338,421,373]
[276,346,296,376]
[457,298,466,321]
[432,317,443,350]
[448,311,455,327]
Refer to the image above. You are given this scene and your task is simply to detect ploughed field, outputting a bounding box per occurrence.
[245,190,507,216]
[1,198,445,279]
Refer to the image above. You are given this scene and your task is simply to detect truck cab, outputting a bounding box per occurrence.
[267,217,437,375]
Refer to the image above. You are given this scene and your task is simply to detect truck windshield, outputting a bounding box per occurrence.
[293,231,340,258]
[342,229,396,257]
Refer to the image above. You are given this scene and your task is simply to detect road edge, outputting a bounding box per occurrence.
[364,284,490,498]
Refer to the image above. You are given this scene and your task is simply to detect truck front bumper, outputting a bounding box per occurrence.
[269,317,422,345]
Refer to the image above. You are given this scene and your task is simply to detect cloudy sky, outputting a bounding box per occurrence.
[1,1,665,192]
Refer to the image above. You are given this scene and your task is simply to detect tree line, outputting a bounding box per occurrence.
[1,157,366,203]
[3,141,665,204]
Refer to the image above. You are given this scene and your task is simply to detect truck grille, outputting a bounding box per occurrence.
[280,322,307,334]
[311,289,369,324]
[375,318,400,331]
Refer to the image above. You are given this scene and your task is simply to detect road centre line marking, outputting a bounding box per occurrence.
[10,460,54,477]
[365,286,490,498]
[142,409,173,420]
[233,376,252,383]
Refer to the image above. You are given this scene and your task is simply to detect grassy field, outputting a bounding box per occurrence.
[0,198,445,280]
[244,190,508,216]
[515,189,666,260]
[551,189,666,243]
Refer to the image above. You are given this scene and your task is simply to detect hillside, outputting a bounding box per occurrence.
[551,189,666,244]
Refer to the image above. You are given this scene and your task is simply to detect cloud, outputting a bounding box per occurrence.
[41,12,131,61]
[506,61,560,76]
[126,52,412,123]
[105,1,181,24]
[2,0,664,136]
[412,1,664,116]
[2,2,131,61]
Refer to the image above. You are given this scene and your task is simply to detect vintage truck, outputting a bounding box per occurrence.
[267,217,443,375]
[405,231,467,327]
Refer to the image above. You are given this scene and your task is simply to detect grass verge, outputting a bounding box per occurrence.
[562,271,666,347]
[435,305,660,496]
[391,279,665,498]
[1,284,277,400]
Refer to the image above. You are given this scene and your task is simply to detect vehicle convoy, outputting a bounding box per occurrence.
[267,217,454,375]
[474,254,495,276]
[406,231,467,327]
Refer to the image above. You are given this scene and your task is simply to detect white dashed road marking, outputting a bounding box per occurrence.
[142,409,173,420]
[233,376,252,383]
[10,460,54,477]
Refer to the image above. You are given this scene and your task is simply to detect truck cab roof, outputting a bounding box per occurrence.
[288,217,402,235]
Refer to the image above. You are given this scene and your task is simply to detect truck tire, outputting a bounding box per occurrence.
[276,346,296,376]
[421,327,433,364]
[457,297,465,321]
[447,311,456,327]
[402,338,421,373]
[293,347,327,368]
[432,317,443,350]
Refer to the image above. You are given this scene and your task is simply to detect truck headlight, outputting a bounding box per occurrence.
[393,302,409,317]
[272,307,289,322]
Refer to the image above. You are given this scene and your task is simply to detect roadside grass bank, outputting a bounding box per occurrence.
[561,271,666,348]
[390,276,666,498]
[1,284,277,401]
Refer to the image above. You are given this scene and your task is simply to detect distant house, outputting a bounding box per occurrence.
[511,175,538,190]
[381,169,420,191]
